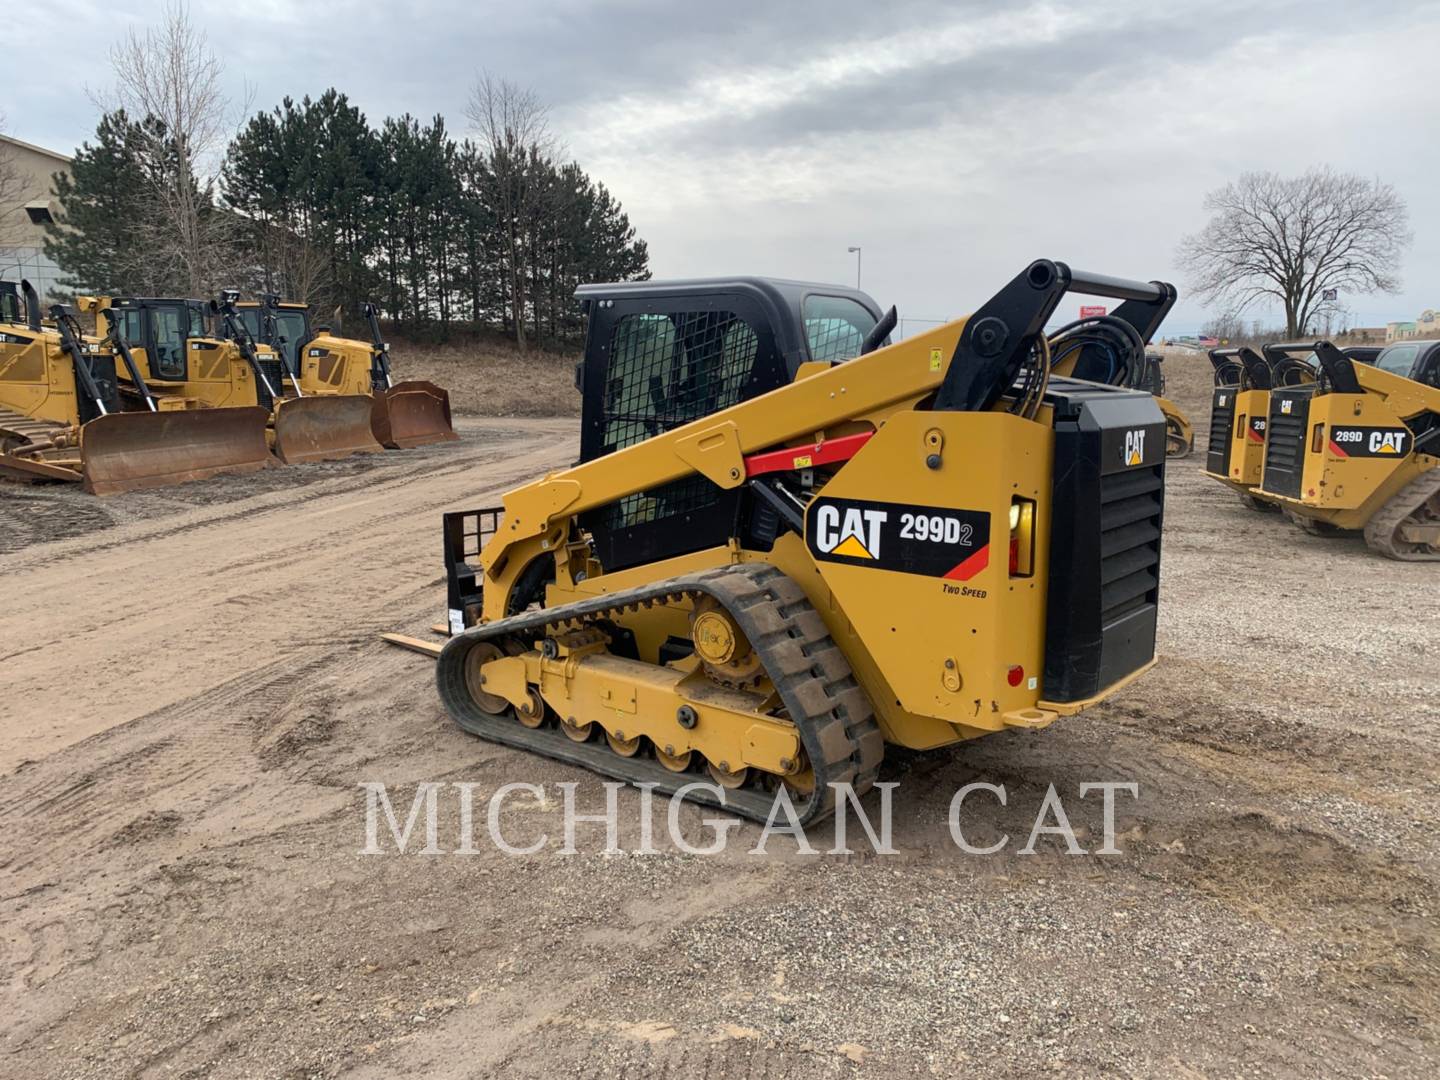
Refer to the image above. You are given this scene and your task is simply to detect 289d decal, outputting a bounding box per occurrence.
[807,497,992,581]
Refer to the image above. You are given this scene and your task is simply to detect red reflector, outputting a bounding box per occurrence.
[1007,665,1024,687]
[1009,536,1020,575]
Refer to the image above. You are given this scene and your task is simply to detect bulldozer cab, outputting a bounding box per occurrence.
[0,281,21,325]
[102,297,211,382]
[571,278,885,570]
[237,299,312,377]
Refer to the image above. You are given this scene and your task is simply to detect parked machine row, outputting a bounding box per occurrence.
[0,281,456,495]
[1204,339,1440,559]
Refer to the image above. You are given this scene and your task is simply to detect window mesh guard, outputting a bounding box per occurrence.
[597,311,759,532]
[805,317,864,362]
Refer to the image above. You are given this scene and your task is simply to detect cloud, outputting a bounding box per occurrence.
[11,0,1438,330]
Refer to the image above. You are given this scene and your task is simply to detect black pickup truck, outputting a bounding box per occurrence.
[1373,339,1440,387]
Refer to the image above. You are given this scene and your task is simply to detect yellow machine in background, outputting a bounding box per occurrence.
[1,280,270,494]
[85,292,383,464]
[403,261,1176,823]
[1259,340,1440,558]
[1204,346,1277,511]
[237,297,457,449]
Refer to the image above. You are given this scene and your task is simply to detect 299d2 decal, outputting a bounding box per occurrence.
[806,497,992,581]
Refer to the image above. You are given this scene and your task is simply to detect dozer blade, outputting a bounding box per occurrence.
[371,381,459,449]
[272,394,385,465]
[80,407,275,496]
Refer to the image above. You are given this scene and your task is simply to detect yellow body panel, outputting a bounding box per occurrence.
[0,327,84,426]
[1271,363,1440,529]
[1203,386,1270,492]
[474,319,1157,754]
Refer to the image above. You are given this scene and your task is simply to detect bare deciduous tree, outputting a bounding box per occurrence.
[100,1,238,296]
[466,74,556,350]
[1178,167,1410,337]
[0,113,26,252]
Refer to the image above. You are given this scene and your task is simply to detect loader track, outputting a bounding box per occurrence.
[0,407,68,449]
[436,563,883,825]
[1364,467,1440,561]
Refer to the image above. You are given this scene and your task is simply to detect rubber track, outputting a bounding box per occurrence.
[436,563,884,825]
[1364,467,1440,561]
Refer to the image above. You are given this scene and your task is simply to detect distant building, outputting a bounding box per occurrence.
[0,133,72,303]
[1387,309,1440,343]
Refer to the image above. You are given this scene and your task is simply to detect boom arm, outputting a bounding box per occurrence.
[363,303,394,391]
[933,261,1175,413]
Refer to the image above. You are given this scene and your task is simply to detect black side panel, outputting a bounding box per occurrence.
[1043,386,1166,703]
[76,356,121,424]
[1261,389,1312,498]
[1206,388,1236,475]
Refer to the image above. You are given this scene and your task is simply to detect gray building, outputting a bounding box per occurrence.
[0,133,72,303]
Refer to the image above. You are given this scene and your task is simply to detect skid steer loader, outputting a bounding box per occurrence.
[236,297,457,449]
[1,281,271,494]
[403,261,1176,824]
[1046,312,1192,457]
[1203,346,1278,511]
[1259,340,1440,557]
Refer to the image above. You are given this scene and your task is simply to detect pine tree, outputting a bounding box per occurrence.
[44,110,165,294]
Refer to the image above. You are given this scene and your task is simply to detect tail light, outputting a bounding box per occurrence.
[1312,423,1326,453]
[1009,497,1036,578]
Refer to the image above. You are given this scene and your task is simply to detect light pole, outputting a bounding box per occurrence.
[847,246,862,289]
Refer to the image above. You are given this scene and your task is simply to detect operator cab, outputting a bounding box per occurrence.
[106,298,211,381]
[571,278,888,571]
[0,281,20,325]
[237,301,313,376]
[574,277,885,464]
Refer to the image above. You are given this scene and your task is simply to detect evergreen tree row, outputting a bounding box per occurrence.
[45,88,650,344]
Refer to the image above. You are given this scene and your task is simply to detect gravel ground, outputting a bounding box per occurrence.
[1,367,1437,1078]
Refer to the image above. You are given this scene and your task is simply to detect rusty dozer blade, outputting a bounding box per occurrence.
[371,380,459,449]
[272,394,385,465]
[80,407,275,496]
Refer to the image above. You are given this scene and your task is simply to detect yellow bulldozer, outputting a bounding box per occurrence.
[394,261,1176,823]
[236,296,457,449]
[85,291,384,464]
[1,280,272,494]
[1257,340,1440,558]
[1046,309,1192,457]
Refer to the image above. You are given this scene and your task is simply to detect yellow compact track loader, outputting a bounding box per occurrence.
[1259,340,1440,558]
[1047,314,1192,457]
[417,261,1176,823]
[1,281,271,494]
[1204,346,1278,511]
[237,297,457,449]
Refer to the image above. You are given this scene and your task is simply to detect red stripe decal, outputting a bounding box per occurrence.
[744,431,875,477]
[1328,440,1348,458]
[1247,427,1265,443]
[943,544,990,581]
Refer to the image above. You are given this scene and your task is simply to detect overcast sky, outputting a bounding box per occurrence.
[18,0,1440,332]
